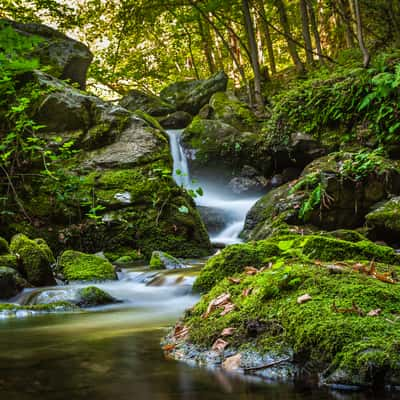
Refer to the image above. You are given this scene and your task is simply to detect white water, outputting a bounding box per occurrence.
[166,129,259,245]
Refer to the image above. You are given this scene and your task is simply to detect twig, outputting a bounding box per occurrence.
[244,357,291,372]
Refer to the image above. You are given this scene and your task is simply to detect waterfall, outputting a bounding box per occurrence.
[167,129,259,245]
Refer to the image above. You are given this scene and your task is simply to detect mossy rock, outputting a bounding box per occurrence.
[57,250,117,281]
[9,234,55,286]
[0,237,9,255]
[0,301,78,314]
[193,241,281,292]
[76,286,119,307]
[365,197,400,244]
[0,254,18,270]
[184,260,400,388]
[149,251,184,270]
[0,267,29,299]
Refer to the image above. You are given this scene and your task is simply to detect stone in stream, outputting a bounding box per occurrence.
[9,234,56,287]
[76,286,119,307]
[0,267,30,299]
[149,251,186,270]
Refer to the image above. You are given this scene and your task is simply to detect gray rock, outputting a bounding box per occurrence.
[159,111,193,129]
[120,89,175,116]
[198,206,229,234]
[150,251,185,270]
[160,71,228,115]
[2,19,92,89]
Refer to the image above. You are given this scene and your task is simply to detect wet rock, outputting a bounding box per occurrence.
[3,19,92,89]
[76,286,119,307]
[197,206,229,234]
[9,234,55,287]
[0,237,9,255]
[228,175,268,195]
[160,71,228,115]
[149,251,185,270]
[159,111,193,129]
[0,267,29,299]
[120,89,175,116]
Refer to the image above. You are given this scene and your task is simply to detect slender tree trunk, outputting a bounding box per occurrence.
[353,0,370,67]
[255,0,277,74]
[335,0,355,48]
[197,17,216,75]
[306,0,324,64]
[274,0,306,75]
[242,0,264,111]
[299,0,313,65]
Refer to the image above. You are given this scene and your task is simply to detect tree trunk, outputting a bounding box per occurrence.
[197,17,216,75]
[255,0,277,74]
[274,0,305,75]
[242,0,264,111]
[306,0,324,64]
[299,0,313,65]
[353,0,370,67]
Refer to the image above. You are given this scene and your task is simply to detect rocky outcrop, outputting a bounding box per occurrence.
[120,89,175,116]
[242,151,400,240]
[160,71,228,115]
[2,19,93,89]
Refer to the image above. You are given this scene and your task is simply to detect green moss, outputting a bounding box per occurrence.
[302,235,400,264]
[324,229,367,242]
[149,250,182,270]
[133,109,165,132]
[76,286,117,307]
[9,234,55,286]
[366,197,400,234]
[58,250,117,281]
[0,237,9,255]
[0,301,78,313]
[0,254,18,270]
[184,260,400,386]
[193,241,281,292]
[149,253,164,269]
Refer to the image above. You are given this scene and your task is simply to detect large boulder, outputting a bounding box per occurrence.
[75,286,119,307]
[2,72,212,260]
[57,250,117,281]
[242,151,400,240]
[2,19,93,89]
[365,197,400,244]
[9,234,55,286]
[160,71,228,115]
[0,267,29,299]
[120,89,175,116]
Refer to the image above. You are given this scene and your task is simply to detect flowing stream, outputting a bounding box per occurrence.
[167,129,259,245]
[0,131,394,399]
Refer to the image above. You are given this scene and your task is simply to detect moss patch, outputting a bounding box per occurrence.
[58,250,117,281]
[76,286,118,307]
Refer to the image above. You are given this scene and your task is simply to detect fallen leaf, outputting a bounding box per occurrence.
[242,287,253,297]
[173,324,190,339]
[212,338,229,353]
[297,294,312,304]
[244,266,258,275]
[221,327,236,336]
[203,292,231,318]
[220,302,235,316]
[162,344,176,351]
[228,277,241,284]
[367,308,382,317]
[222,353,242,371]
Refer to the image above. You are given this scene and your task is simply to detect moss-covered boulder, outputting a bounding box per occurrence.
[0,267,29,299]
[242,150,400,240]
[149,251,185,270]
[120,89,175,116]
[57,250,117,281]
[9,234,55,286]
[193,241,281,292]
[0,254,18,270]
[160,71,228,115]
[365,197,400,244]
[206,92,258,131]
[0,237,9,255]
[179,260,400,389]
[76,286,119,307]
[2,19,92,89]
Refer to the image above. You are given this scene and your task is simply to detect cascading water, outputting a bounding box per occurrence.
[167,129,260,245]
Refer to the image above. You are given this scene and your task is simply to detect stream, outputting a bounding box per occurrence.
[0,131,396,399]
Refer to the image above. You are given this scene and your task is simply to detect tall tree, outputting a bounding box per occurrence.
[299,0,313,65]
[353,0,370,67]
